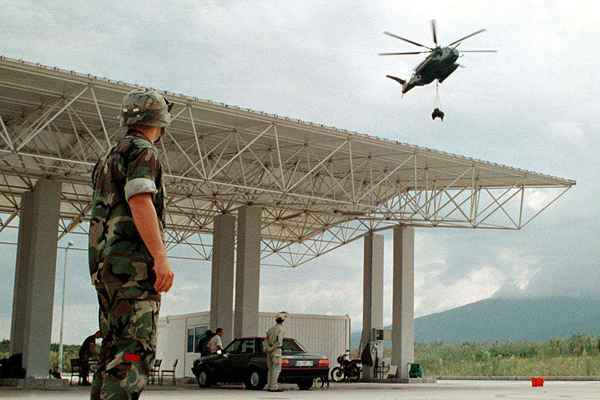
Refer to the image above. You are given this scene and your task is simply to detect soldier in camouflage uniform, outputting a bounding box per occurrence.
[89,89,175,400]
[264,312,288,392]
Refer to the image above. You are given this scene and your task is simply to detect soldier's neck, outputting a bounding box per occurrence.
[130,126,161,143]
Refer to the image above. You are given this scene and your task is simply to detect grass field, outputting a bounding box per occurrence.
[1,339,81,372]
[412,335,600,377]
[3,335,600,377]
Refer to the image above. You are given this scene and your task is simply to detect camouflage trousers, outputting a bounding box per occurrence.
[91,287,160,400]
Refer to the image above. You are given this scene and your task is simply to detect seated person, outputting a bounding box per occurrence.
[79,330,102,386]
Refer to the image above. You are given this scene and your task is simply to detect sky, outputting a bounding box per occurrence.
[0,0,599,344]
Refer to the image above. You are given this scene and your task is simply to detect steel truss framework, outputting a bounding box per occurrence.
[0,56,575,267]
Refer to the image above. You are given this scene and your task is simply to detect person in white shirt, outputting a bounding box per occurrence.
[207,328,224,354]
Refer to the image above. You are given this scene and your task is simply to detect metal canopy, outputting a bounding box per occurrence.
[0,56,575,267]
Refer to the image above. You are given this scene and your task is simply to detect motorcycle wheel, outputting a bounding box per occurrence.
[330,367,345,383]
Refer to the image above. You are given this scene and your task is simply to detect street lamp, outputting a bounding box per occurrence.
[58,241,74,374]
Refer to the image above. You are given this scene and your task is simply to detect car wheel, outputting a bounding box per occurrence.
[244,368,266,390]
[196,369,212,388]
[331,367,345,382]
[297,378,314,390]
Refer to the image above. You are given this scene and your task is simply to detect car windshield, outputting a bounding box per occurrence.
[224,339,242,354]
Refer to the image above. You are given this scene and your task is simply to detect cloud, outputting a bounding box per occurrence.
[546,121,587,149]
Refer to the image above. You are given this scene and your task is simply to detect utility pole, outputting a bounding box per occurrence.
[58,241,74,374]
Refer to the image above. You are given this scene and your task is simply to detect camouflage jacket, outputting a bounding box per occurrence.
[89,130,166,296]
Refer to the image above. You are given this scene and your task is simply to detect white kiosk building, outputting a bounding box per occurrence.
[156,311,351,378]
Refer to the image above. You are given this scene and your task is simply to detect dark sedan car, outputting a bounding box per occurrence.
[191,336,330,390]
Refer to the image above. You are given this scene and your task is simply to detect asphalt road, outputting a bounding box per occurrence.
[2,381,600,399]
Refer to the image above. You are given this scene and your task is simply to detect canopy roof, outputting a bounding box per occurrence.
[0,56,575,266]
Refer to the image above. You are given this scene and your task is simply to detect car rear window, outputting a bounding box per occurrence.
[282,338,305,353]
[257,337,306,353]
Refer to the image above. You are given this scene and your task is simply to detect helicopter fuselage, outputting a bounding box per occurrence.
[403,47,459,93]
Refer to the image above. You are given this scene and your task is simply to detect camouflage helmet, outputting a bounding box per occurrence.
[120,89,173,128]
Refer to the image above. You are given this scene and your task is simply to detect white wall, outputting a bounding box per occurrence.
[156,312,209,378]
[258,312,351,368]
[156,311,350,378]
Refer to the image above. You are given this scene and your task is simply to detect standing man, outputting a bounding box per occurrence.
[264,312,288,392]
[89,89,175,400]
[79,330,102,386]
[207,328,224,354]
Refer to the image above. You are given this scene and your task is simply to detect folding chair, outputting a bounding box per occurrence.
[148,359,162,384]
[88,358,99,374]
[69,358,82,385]
[160,359,178,385]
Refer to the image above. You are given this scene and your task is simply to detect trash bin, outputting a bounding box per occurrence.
[408,363,423,378]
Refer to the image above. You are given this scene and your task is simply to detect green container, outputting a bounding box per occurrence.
[408,363,423,378]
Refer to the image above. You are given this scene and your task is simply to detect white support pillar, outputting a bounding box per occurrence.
[210,214,236,345]
[391,225,415,381]
[10,179,60,378]
[234,206,262,338]
[361,232,384,379]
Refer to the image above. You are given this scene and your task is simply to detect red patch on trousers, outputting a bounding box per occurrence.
[123,353,141,362]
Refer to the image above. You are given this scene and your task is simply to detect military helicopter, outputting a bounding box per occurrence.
[380,20,497,95]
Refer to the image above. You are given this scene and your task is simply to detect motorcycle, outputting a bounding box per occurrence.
[330,350,362,382]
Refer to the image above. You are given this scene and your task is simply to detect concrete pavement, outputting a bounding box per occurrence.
[2,380,600,399]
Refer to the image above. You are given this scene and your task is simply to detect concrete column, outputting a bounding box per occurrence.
[10,192,34,356]
[210,213,236,345]
[10,179,60,378]
[361,232,384,379]
[234,206,262,338]
[391,225,415,381]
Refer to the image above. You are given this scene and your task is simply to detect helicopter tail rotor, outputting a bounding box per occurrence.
[385,75,406,86]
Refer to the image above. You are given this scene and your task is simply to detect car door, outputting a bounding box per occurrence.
[229,338,257,380]
[214,339,241,382]
[254,338,268,370]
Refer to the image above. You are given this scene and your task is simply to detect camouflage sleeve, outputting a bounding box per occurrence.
[124,146,161,200]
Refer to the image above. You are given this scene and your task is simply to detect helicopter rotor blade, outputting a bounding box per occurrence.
[379,51,431,56]
[431,20,438,46]
[459,50,498,53]
[448,28,487,47]
[383,31,433,50]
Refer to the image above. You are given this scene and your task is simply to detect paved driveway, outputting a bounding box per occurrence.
[2,380,600,400]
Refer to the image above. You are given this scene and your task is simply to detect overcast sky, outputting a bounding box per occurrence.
[1,0,599,344]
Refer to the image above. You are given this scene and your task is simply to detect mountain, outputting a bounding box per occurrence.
[352,297,600,346]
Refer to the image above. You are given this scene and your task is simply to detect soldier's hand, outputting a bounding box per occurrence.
[154,255,174,293]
